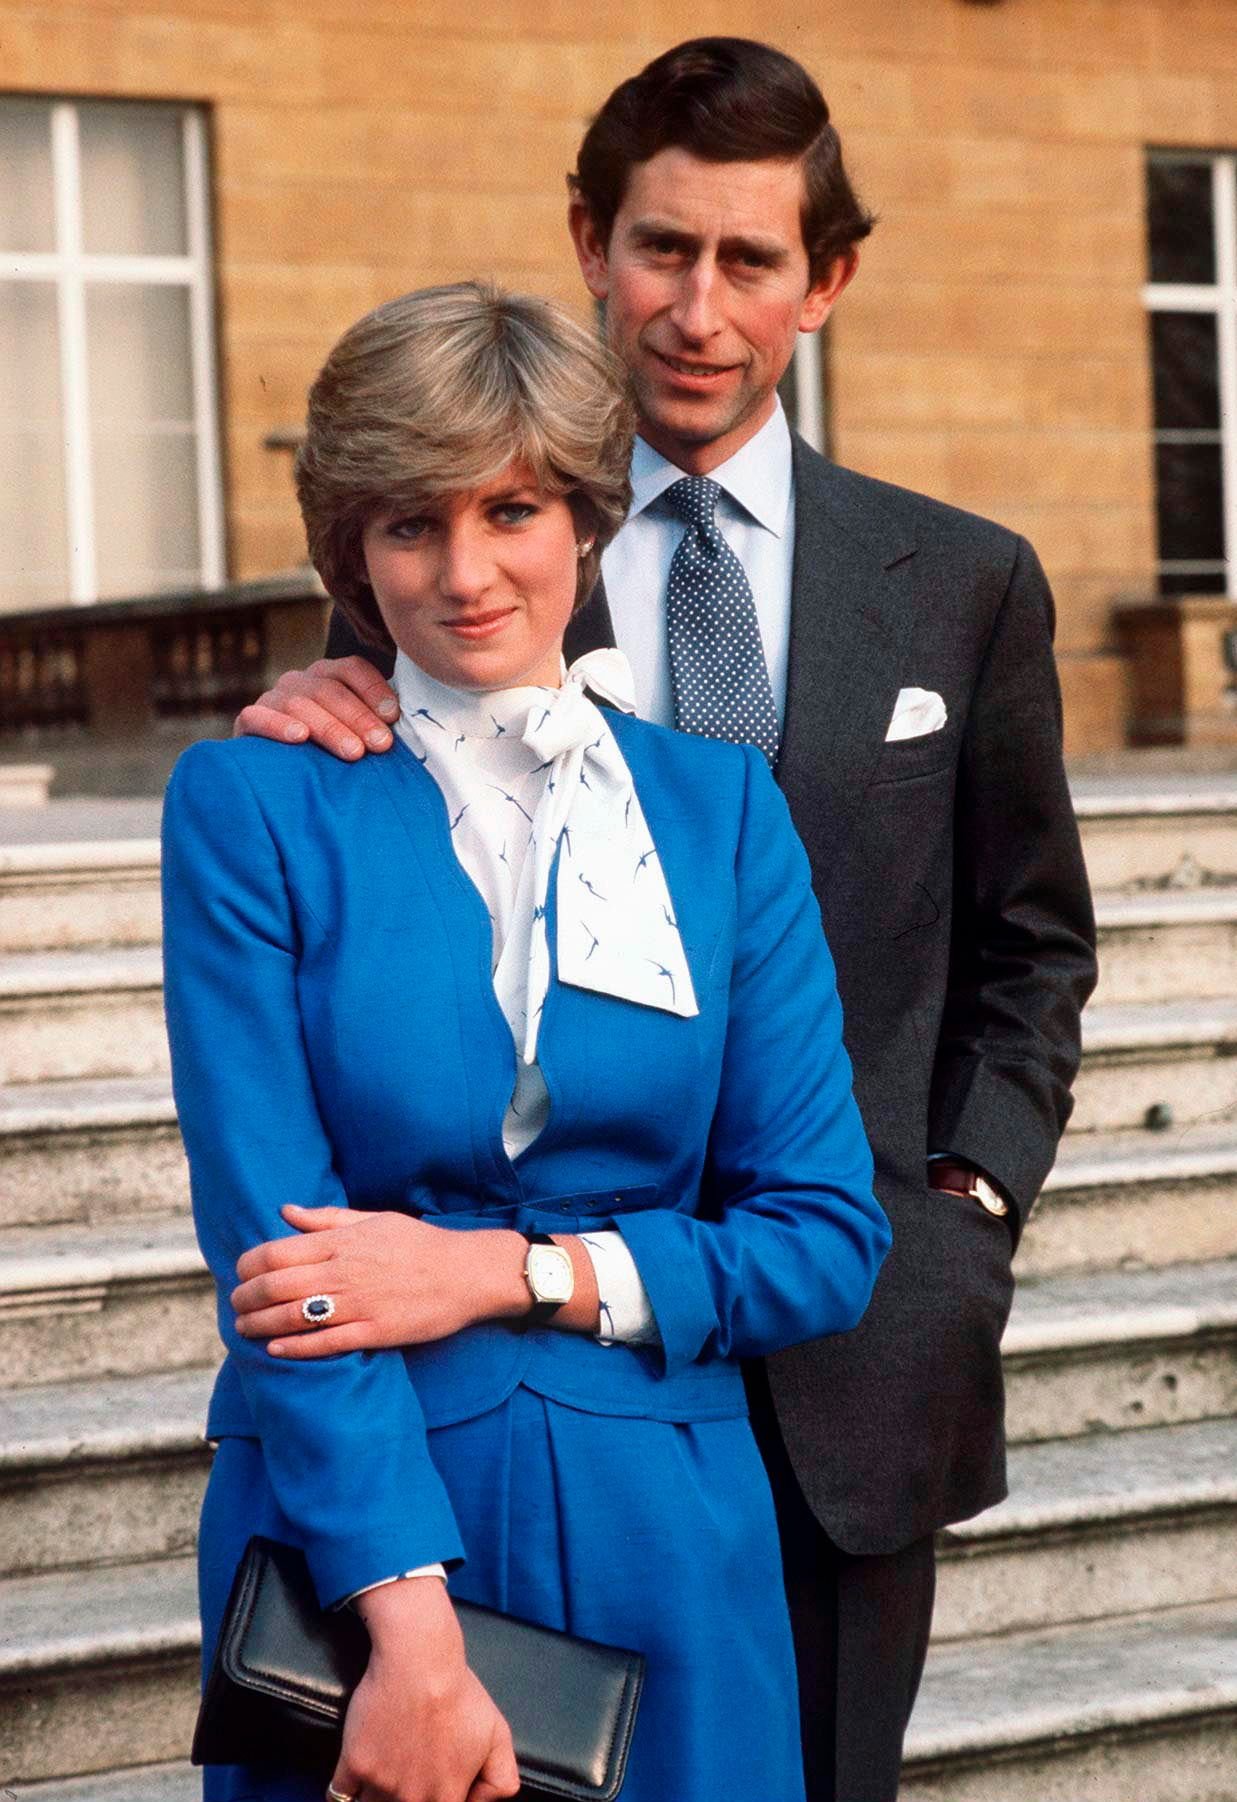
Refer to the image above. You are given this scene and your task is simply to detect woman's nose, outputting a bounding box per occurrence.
[436,523,493,600]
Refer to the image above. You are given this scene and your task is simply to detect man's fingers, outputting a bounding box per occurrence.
[313,655,400,720]
[273,692,370,760]
[233,701,309,744]
[286,671,396,744]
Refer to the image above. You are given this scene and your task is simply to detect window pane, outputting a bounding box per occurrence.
[1151,312,1220,431]
[79,103,188,257]
[92,431,200,598]
[1158,569,1227,596]
[1146,161,1215,285]
[0,285,68,611]
[86,284,194,424]
[0,99,55,254]
[1155,442,1225,563]
[86,284,199,598]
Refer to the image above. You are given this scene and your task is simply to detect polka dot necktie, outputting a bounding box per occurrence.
[664,476,780,768]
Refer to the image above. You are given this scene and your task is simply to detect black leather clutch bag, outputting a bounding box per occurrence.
[192,1536,645,1802]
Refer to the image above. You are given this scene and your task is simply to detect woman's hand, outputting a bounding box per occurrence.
[332,1577,519,1802]
[231,1207,530,1358]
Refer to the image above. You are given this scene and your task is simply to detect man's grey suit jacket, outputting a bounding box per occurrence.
[326,435,1098,1554]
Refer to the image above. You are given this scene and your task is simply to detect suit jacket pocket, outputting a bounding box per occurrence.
[870,734,955,785]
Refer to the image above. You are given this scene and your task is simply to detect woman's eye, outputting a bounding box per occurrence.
[494,502,538,525]
[388,517,430,541]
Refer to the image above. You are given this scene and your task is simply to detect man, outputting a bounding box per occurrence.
[236,38,1097,1801]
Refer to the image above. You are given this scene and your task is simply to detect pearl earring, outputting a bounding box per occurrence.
[576,539,595,556]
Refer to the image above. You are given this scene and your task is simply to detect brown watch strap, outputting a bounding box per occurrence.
[928,1159,1010,1218]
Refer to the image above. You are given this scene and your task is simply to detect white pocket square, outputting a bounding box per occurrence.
[885,687,947,743]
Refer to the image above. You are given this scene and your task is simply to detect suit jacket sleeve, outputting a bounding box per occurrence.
[618,746,890,1374]
[161,743,464,1605]
[929,535,1097,1232]
[325,603,394,676]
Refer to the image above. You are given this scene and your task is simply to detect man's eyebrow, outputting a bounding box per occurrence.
[718,234,789,265]
[626,217,788,264]
[628,217,698,245]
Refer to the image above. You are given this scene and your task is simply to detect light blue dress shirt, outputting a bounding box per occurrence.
[601,401,796,732]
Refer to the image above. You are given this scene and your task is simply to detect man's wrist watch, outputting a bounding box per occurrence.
[928,1159,1010,1219]
[523,1232,575,1325]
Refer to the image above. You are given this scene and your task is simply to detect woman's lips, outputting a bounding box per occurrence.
[443,608,516,640]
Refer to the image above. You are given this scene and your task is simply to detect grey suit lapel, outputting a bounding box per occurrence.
[777,438,919,854]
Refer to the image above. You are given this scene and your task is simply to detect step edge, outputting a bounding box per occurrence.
[0,1615,200,1678]
[903,1674,1237,1765]
[1003,1300,1237,1355]
[0,1419,210,1474]
[0,840,161,876]
[943,1482,1237,1544]
[9,1760,196,1802]
[0,1242,207,1297]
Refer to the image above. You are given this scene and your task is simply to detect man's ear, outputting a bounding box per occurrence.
[799,249,859,334]
[568,195,611,303]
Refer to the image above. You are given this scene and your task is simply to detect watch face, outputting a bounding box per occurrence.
[527,1243,574,1305]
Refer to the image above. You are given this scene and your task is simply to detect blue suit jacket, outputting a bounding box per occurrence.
[162,713,887,1606]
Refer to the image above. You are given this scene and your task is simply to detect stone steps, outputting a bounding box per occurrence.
[934,1416,1237,1640]
[0,1217,213,1390]
[903,1597,1237,1802]
[1073,772,1237,890]
[0,782,1233,1801]
[10,1763,199,1802]
[1092,886,1237,1007]
[0,1555,199,1786]
[6,1064,1236,1276]
[0,840,161,954]
[1004,1256,1237,1443]
[1072,998,1237,1133]
[0,947,167,1085]
[0,1076,186,1230]
[1024,1121,1237,1276]
[0,1367,213,1578]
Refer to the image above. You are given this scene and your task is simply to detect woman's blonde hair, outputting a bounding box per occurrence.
[295,282,634,650]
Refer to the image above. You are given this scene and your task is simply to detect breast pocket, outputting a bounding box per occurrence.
[870,728,955,786]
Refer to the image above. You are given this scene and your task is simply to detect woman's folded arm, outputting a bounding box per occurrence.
[162,741,464,1604]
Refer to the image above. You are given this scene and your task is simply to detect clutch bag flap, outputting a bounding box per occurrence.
[193,1536,644,1802]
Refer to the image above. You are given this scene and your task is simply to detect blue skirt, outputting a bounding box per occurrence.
[198,1386,806,1802]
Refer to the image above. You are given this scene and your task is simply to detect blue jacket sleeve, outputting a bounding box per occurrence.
[161,742,464,1605]
[619,746,890,1373]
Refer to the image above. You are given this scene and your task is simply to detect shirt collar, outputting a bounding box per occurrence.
[626,398,793,539]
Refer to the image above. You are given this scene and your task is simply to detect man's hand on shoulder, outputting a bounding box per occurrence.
[233,655,399,761]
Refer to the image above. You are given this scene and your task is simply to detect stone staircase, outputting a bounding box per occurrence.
[1,781,1236,1800]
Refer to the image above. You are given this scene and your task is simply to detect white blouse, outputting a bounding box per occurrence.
[392,649,678,1347]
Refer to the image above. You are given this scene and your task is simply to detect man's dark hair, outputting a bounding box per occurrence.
[569,37,874,282]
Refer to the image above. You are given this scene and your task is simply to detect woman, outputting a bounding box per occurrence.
[163,282,889,1802]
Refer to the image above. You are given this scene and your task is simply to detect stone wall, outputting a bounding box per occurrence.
[6,0,1236,752]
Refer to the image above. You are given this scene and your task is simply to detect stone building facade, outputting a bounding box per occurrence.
[4,0,1237,753]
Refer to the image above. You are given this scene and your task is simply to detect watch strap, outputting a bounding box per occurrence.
[524,1231,571,1327]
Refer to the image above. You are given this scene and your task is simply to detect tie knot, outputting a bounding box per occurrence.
[664,475,721,531]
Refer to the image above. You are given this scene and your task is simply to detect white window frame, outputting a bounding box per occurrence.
[789,332,825,453]
[1143,150,1237,598]
[1,98,225,604]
